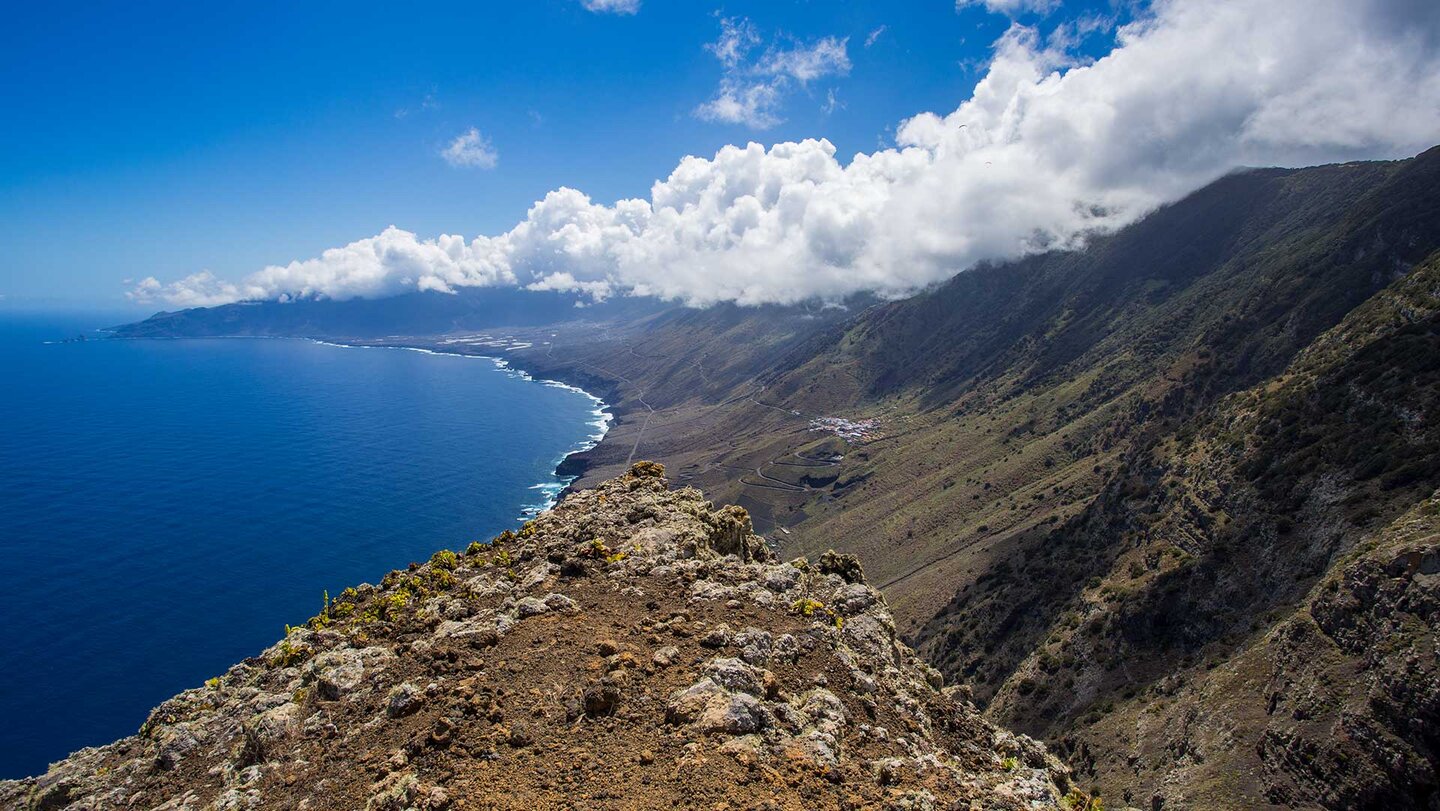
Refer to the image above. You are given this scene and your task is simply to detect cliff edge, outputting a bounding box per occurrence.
[1,463,1077,811]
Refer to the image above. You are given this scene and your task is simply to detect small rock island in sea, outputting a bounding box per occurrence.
[2,463,1082,810]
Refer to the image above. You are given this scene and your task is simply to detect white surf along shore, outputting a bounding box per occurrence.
[306,338,613,521]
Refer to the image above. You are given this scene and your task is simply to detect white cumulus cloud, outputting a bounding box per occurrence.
[705,16,760,69]
[694,79,787,130]
[580,0,640,14]
[958,0,1060,16]
[758,36,851,83]
[133,0,1440,310]
[441,128,499,169]
[130,227,516,306]
[694,18,852,130]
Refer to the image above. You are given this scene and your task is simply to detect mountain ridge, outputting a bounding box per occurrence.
[108,147,1440,808]
[0,464,1079,811]
[503,147,1440,808]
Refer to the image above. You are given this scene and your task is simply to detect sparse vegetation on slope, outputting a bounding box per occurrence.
[111,146,1440,809]
[498,147,1440,809]
[0,464,1078,810]
[969,253,1440,808]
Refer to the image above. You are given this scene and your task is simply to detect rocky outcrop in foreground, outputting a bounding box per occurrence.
[2,463,1078,810]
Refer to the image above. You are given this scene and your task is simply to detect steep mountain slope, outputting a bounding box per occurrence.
[0,465,1077,810]
[499,148,1440,807]
[532,150,1437,602]
[960,253,1440,808]
[111,146,1440,807]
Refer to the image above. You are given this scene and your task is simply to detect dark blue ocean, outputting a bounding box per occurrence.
[0,312,608,778]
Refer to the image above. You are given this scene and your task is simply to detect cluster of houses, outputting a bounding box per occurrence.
[808,416,881,442]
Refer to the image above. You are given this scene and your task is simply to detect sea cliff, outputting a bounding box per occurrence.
[1,463,1078,810]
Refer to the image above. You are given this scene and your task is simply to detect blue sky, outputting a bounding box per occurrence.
[0,0,1131,309]
[3,0,1435,312]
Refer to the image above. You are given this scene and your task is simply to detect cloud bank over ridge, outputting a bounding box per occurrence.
[132,0,1440,310]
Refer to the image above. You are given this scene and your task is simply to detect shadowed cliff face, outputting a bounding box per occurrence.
[953,255,1440,808]
[0,464,1078,811]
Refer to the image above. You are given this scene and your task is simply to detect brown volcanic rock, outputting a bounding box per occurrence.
[0,463,1075,811]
